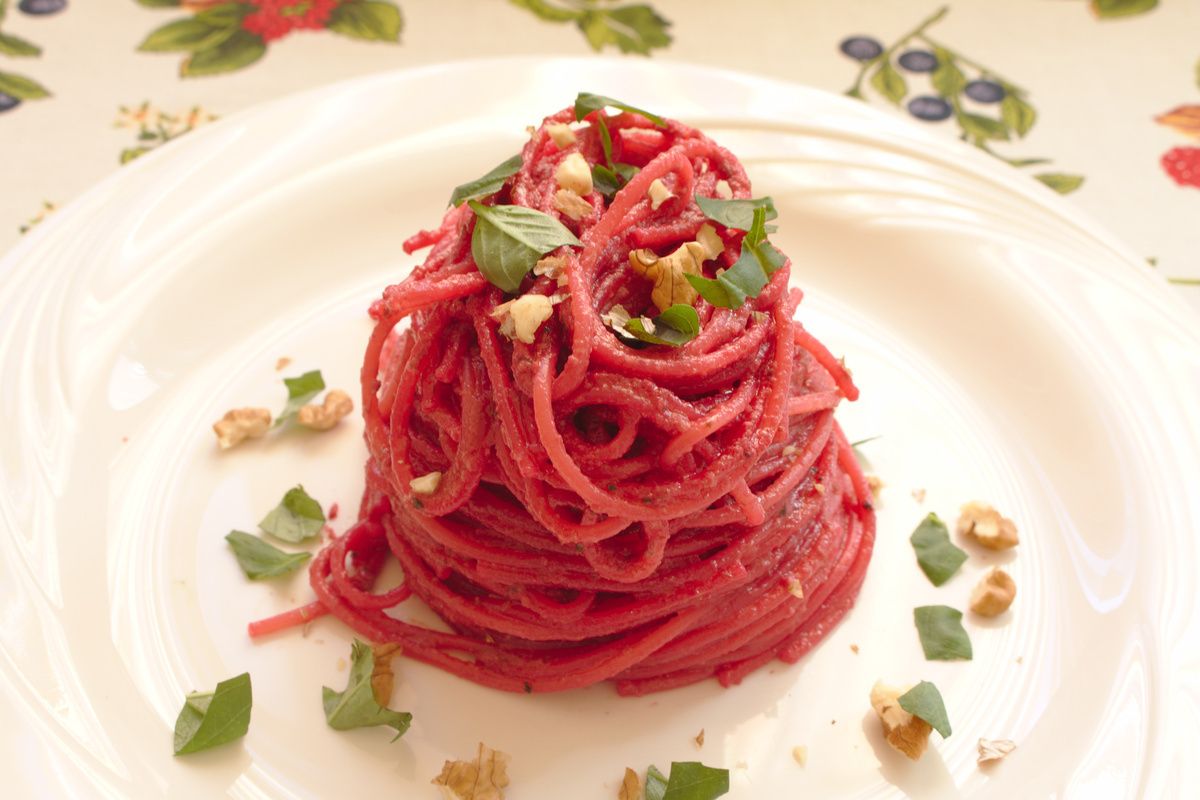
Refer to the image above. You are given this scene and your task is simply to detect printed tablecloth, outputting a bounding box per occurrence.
[2,0,1198,321]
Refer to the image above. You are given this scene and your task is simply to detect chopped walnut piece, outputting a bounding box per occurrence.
[533,255,569,285]
[792,745,808,766]
[297,389,353,431]
[648,178,674,210]
[870,681,932,761]
[275,356,292,371]
[628,242,705,313]
[600,303,638,340]
[957,501,1019,550]
[370,642,402,706]
[977,738,1016,763]
[489,293,564,344]
[696,223,723,260]
[546,122,576,148]
[555,151,592,196]
[618,768,641,800]
[694,728,705,748]
[969,567,1016,617]
[410,471,442,495]
[553,188,592,220]
[213,407,271,449]
[866,475,884,501]
[433,743,511,800]
[787,579,804,599]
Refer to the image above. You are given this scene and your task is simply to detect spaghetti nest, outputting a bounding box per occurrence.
[308,101,875,695]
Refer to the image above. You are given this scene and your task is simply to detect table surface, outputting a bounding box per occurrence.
[2,0,1199,321]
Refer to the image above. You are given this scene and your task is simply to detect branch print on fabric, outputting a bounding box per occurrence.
[135,0,403,77]
[509,0,671,55]
[115,101,218,163]
[839,6,1085,194]
[0,0,61,113]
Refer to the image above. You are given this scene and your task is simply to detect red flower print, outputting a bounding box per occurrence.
[241,0,341,43]
[1161,146,1200,189]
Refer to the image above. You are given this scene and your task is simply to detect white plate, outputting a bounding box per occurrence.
[2,57,1199,799]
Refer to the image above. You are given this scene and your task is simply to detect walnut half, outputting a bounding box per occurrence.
[213,407,271,450]
[969,567,1016,617]
[957,500,1019,550]
[870,681,932,760]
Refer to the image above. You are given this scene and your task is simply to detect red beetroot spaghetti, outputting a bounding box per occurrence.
[252,96,876,696]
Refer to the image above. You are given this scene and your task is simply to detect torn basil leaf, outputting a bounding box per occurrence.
[694,194,778,233]
[685,205,785,309]
[909,512,967,586]
[468,201,582,292]
[897,680,952,738]
[624,303,699,346]
[259,485,325,543]
[448,153,523,207]
[660,762,730,800]
[592,162,640,198]
[275,370,324,427]
[913,605,973,661]
[173,672,252,755]
[596,113,614,165]
[573,92,665,127]
[322,640,412,741]
[225,530,311,580]
[645,764,669,800]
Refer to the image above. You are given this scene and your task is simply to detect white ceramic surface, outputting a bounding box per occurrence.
[2,58,1198,799]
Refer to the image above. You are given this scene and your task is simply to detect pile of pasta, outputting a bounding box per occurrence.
[293,99,876,695]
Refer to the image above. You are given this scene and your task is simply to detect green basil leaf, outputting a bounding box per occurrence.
[686,205,784,309]
[275,369,325,427]
[645,764,669,800]
[592,164,623,197]
[449,153,523,207]
[0,32,40,57]
[624,303,699,347]
[1035,173,1085,194]
[0,70,49,100]
[596,114,614,166]
[661,762,730,800]
[897,680,952,738]
[225,530,311,579]
[592,162,640,198]
[322,640,412,740]
[573,92,665,127]
[181,29,266,77]
[913,605,973,661]
[326,0,403,41]
[259,485,326,543]
[468,201,582,292]
[615,163,640,182]
[173,672,252,755]
[909,512,967,586]
[870,60,907,105]
[694,195,777,232]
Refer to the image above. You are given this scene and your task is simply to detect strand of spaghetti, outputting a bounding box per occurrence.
[247,600,328,638]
